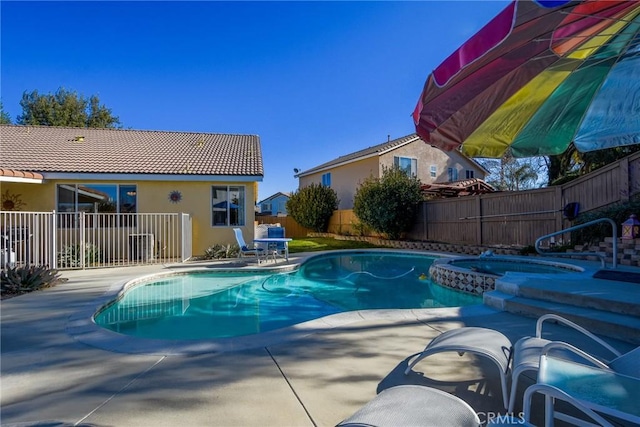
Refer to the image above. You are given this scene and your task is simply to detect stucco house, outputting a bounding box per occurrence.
[0,124,263,265]
[295,133,487,209]
[257,192,290,216]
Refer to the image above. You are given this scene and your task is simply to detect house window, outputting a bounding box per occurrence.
[466,170,475,179]
[262,202,272,213]
[447,167,458,181]
[394,156,417,177]
[57,184,137,213]
[212,185,245,227]
[322,173,331,187]
[430,165,437,178]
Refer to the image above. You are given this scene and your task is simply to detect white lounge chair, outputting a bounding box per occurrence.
[337,385,481,427]
[487,383,615,427]
[404,327,512,409]
[403,313,634,413]
[233,228,265,263]
[507,314,630,413]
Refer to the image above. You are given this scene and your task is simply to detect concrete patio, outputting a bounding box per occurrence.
[1,255,637,426]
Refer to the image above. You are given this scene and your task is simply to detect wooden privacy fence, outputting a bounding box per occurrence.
[258,151,640,247]
[255,215,312,238]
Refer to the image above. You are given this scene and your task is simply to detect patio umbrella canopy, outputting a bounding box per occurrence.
[413,0,640,158]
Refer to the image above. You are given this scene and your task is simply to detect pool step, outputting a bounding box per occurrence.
[484,292,640,345]
[494,275,640,317]
[484,275,640,344]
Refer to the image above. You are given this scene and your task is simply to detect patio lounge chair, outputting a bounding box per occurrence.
[233,228,265,263]
[507,314,632,413]
[404,327,512,409]
[403,313,633,412]
[487,383,615,427]
[337,385,481,427]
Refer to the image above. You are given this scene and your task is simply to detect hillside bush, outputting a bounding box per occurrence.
[572,197,640,245]
[286,183,339,232]
[353,166,423,240]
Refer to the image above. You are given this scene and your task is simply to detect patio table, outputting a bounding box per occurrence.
[253,237,292,262]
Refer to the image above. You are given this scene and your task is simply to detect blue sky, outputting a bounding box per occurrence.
[1,1,509,201]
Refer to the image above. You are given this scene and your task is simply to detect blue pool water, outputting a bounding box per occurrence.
[94,252,481,340]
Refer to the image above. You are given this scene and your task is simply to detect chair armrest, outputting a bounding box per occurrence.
[535,314,621,359]
[541,341,611,370]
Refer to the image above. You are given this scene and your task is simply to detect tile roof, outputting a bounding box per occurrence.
[421,178,496,197]
[0,169,44,181]
[258,192,291,204]
[297,134,420,176]
[0,125,263,177]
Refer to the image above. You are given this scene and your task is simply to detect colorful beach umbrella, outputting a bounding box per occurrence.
[413,0,640,158]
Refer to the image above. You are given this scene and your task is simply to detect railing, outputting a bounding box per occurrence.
[535,218,617,269]
[1,211,192,270]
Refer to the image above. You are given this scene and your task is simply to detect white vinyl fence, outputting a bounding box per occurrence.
[1,211,192,270]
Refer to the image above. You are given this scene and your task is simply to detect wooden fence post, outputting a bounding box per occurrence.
[476,196,482,246]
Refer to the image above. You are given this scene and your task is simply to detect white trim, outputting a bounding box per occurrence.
[42,172,262,182]
[0,176,43,184]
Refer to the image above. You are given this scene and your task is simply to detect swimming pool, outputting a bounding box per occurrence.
[94,251,481,340]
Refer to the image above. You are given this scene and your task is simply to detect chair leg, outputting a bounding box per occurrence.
[509,365,537,413]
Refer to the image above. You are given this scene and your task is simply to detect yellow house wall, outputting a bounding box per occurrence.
[0,179,257,256]
[298,156,379,209]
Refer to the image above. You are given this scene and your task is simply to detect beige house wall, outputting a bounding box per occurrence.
[298,139,486,209]
[0,179,258,255]
[378,140,486,184]
[299,156,379,209]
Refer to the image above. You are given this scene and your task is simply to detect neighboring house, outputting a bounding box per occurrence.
[257,192,290,216]
[295,133,487,209]
[0,124,263,257]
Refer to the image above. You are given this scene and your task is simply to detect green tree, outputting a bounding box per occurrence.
[547,143,640,185]
[17,87,121,128]
[353,166,423,240]
[479,153,544,191]
[0,101,11,124]
[286,183,339,232]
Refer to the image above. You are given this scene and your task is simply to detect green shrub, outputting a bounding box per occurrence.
[351,220,371,237]
[571,197,640,245]
[353,166,423,240]
[57,243,102,268]
[1,265,67,297]
[204,243,240,259]
[286,183,339,232]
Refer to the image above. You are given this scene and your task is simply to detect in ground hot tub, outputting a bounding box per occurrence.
[429,256,583,295]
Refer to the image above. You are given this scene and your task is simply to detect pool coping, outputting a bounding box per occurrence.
[67,249,489,356]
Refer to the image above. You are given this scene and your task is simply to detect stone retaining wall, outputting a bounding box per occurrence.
[310,233,640,267]
[307,233,523,256]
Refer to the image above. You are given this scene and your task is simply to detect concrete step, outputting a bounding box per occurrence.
[493,274,640,317]
[483,291,640,345]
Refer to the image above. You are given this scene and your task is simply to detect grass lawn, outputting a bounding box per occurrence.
[288,237,384,253]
